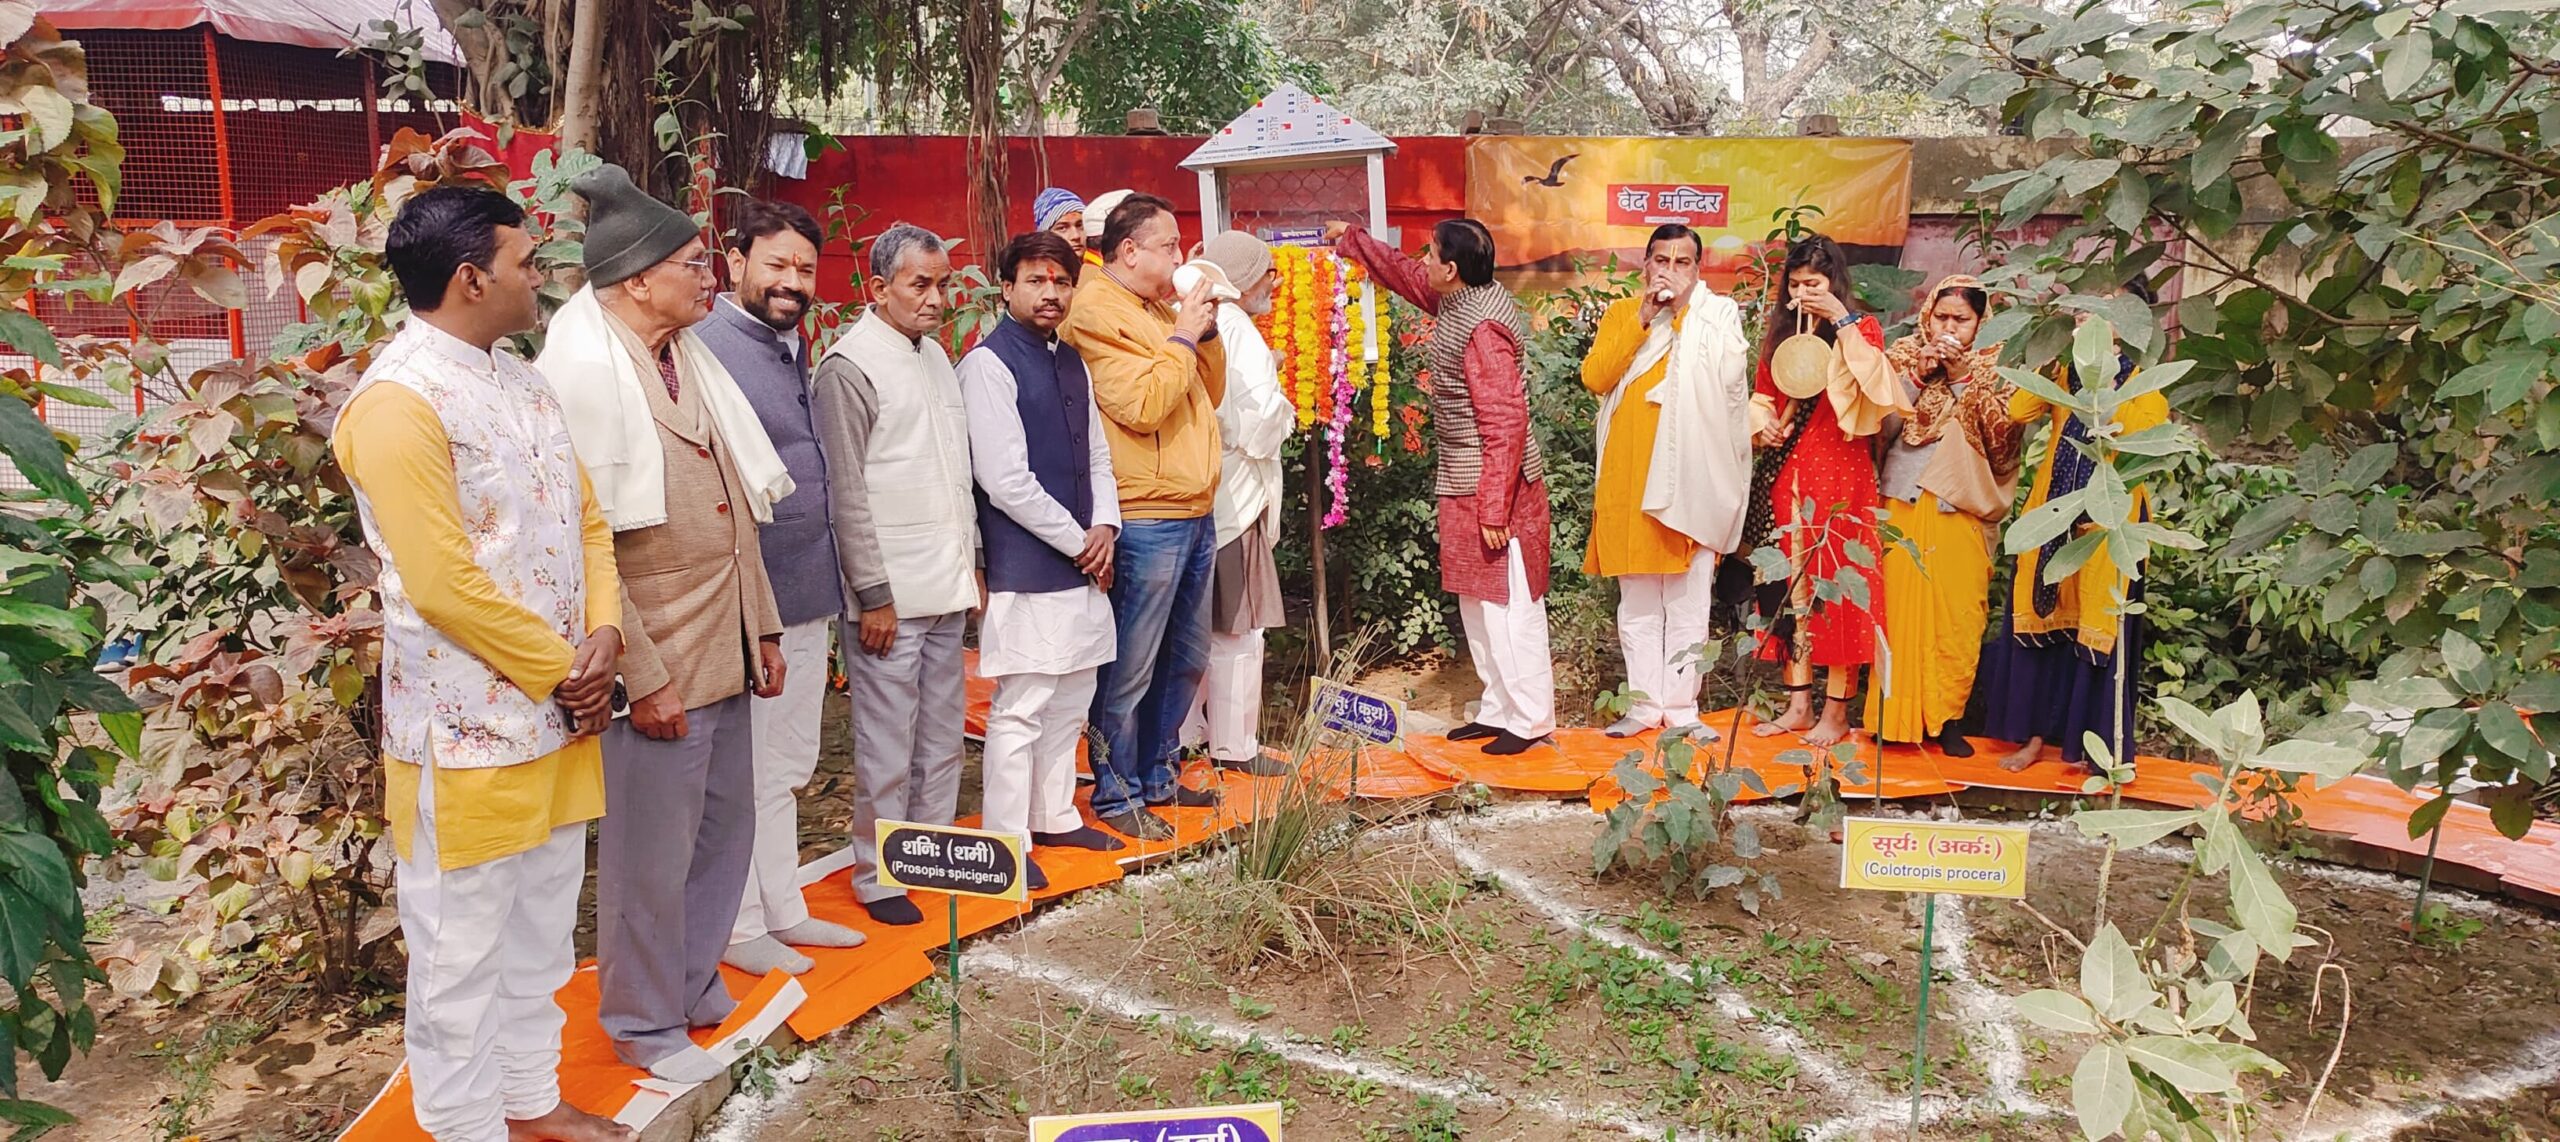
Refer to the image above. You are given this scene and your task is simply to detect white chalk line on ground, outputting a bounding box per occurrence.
[1925,893,2056,1121]
[1444,802,2067,1139]
[2320,1030,2560,1141]
[973,945,1687,1139]
[1427,807,1929,1138]
[694,1050,822,1142]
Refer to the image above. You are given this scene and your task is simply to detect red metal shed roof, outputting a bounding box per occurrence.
[42,0,459,63]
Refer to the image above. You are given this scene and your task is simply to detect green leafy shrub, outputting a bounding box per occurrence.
[1941,0,2560,843]
[97,130,591,1001]
[0,12,159,1126]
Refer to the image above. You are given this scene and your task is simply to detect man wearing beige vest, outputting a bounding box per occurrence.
[540,165,793,1083]
[812,223,981,926]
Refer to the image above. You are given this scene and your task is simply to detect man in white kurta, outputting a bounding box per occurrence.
[1180,232,1292,773]
[960,231,1130,888]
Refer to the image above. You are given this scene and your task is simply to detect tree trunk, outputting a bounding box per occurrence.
[427,0,507,114]
[960,0,1008,259]
[559,0,606,153]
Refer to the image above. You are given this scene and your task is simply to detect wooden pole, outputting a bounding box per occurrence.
[1309,447,1331,660]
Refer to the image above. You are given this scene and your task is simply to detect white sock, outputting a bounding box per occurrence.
[721,935,814,976]
[772,918,866,948]
[647,1045,726,1084]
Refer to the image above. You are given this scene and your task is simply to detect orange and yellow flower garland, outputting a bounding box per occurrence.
[1366,279,1392,440]
[1259,242,1398,521]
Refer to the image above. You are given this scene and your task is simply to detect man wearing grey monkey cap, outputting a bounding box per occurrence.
[539,163,795,1084]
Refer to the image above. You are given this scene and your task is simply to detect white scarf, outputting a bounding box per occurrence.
[537,285,794,531]
[1595,284,1752,554]
[1210,304,1292,550]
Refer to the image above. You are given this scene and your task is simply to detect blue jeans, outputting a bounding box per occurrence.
[1087,515,1216,818]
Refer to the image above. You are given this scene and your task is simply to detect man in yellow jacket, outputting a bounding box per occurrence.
[1578,224,1754,741]
[1057,191,1228,840]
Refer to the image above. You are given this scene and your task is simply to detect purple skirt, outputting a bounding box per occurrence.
[1977,597,2143,766]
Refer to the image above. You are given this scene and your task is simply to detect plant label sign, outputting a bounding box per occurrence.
[873,819,1027,902]
[1309,677,1404,750]
[1027,1102,1284,1142]
[1838,817,2030,899]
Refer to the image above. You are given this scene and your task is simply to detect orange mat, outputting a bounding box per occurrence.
[342,681,2560,1141]
[341,968,804,1142]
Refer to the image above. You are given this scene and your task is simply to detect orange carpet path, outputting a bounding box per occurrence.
[339,685,2560,1140]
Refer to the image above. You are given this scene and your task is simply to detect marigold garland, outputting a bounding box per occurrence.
[1293,250,1326,428]
[1254,243,1404,526]
[1368,281,1392,441]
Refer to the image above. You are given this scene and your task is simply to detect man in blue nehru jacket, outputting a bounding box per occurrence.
[958,230,1130,887]
[692,199,867,974]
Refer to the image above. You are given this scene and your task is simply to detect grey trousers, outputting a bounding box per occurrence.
[847,610,968,903]
[597,692,756,1067]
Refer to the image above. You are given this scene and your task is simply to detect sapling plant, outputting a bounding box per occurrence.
[1591,501,1900,911]
[1974,291,2373,1138]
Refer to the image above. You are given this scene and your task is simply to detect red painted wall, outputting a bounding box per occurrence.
[767,135,1470,304]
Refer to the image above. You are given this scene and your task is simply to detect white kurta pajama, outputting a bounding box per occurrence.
[957,339,1121,846]
[733,614,830,941]
[398,778,584,1140]
[1182,304,1292,761]
[692,296,847,951]
[337,320,614,1141]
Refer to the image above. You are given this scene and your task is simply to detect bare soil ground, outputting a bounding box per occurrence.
[48,670,2560,1142]
[691,805,2560,1142]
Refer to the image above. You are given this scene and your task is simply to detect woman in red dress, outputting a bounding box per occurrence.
[1745,236,1903,747]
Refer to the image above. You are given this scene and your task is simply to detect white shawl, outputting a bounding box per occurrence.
[1209,304,1292,550]
[1596,284,1752,554]
[537,285,794,531]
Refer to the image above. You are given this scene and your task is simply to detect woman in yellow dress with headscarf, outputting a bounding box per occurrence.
[1982,279,2171,773]
[1864,277,2022,756]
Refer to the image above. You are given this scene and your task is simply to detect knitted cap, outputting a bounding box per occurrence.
[1201,230,1273,292]
[572,163,699,287]
[1084,189,1134,239]
[1033,187,1085,233]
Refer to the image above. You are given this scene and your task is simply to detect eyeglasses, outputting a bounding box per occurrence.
[660,254,715,277]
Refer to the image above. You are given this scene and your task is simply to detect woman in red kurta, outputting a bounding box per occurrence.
[1746,236,1901,748]
[1328,218,1556,755]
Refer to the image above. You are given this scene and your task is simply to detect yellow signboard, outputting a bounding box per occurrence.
[1028,1102,1285,1142]
[1838,817,2030,899]
[1465,136,1913,290]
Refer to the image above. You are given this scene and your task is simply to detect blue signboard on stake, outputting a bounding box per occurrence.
[1309,677,1404,750]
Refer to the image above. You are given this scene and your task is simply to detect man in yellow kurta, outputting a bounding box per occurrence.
[334,187,631,1142]
[1578,224,1755,739]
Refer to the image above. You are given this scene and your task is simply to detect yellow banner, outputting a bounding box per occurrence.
[1028,1102,1285,1141]
[1465,137,1912,288]
[1838,817,2030,898]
